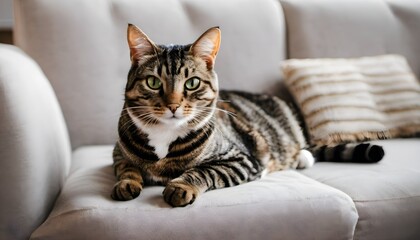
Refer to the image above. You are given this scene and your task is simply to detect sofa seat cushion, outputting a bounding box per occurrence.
[301,139,420,240]
[31,146,357,240]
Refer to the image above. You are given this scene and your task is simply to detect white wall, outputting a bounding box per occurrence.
[0,0,13,29]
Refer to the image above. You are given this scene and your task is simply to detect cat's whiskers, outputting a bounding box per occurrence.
[190,109,223,138]
[191,108,214,122]
[119,110,157,136]
[142,116,154,128]
[193,108,231,134]
[113,106,152,119]
[137,112,158,126]
[119,119,137,136]
[123,106,151,110]
[207,118,224,137]
[195,106,236,118]
[187,109,207,127]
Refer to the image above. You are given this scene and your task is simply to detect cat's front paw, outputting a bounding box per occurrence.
[111,179,142,201]
[163,181,200,207]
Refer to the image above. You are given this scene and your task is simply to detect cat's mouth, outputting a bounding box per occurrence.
[163,113,182,119]
[161,108,185,119]
[159,117,188,127]
[167,115,180,120]
[157,111,189,125]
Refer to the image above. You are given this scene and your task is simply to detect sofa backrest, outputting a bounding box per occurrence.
[280,0,420,78]
[14,0,287,149]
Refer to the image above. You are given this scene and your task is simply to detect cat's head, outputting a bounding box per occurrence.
[124,24,221,129]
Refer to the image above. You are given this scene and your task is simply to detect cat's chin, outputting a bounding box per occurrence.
[159,117,189,127]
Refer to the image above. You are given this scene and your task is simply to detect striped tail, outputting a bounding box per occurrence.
[315,143,385,163]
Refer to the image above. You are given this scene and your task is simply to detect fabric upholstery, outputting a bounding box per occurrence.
[282,55,420,147]
[280,0,420,78]
[0,44,71,240]
[5,0,420,239]
[31,146,358,240]
[14,0,287,149]
[302,139,420,240]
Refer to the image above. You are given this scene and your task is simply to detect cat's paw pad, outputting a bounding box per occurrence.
[163,181,199,207]
[111,179,142,201]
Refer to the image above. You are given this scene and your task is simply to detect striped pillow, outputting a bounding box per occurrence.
[282,55,420,147]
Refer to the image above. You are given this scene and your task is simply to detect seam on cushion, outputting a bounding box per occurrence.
[44,194,357,224]
[354,195,420,203]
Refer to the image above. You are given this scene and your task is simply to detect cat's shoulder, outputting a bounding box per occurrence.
[219,90,272,99]
[218,90,282,105]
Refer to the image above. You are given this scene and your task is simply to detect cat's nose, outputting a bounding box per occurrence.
[167,104,180,114]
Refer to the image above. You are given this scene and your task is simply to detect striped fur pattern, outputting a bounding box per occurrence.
[112,24,384,207]
[316,143,384,163]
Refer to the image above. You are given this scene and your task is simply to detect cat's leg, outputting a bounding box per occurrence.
[163,153,262,207]
[111,144,144,201]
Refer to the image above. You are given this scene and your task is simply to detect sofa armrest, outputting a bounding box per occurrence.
[0,44,71,240]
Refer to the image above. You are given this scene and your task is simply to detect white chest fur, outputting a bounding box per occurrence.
[127,110,189,159]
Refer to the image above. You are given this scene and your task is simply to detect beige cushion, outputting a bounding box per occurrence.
[31,146,358,240]
[301,139,420,240]
[14,0,286,149]
[282,55,420,147]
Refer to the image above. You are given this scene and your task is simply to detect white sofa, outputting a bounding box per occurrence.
[1,0,419,239]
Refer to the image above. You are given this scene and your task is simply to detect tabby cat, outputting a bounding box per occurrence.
[111,24,385,207]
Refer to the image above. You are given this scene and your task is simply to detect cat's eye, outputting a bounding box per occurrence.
[146,76,162,90]
[185,77,201,90]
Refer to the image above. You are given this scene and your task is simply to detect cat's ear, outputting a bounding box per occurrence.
[127,24,158,63]
[190,27,221,70]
